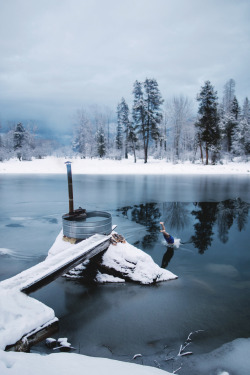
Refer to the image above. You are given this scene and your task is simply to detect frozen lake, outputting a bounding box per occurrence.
[0,174,250,373]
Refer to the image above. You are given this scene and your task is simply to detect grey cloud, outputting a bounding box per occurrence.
[0,0,249,132]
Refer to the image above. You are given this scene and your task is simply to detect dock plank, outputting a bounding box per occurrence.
[0,234,111,294]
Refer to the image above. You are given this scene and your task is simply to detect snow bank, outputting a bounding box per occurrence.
[0,156,249,175]
[0,287,55,350]
[0,350,173,375]
[1,338,250,375]
[187,338,250,375]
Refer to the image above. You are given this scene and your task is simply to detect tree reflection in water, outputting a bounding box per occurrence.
[118,203,161,248]
[192,198,249,253]
[161,202,190,230]
[117,198,249,255]
[191,202,219,254]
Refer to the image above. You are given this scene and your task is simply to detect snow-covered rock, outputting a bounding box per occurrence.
[48,230,177,284]
[100,241,177,284]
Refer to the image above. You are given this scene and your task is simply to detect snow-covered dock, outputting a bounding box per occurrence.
[2,233,111,294]
[0,233,111,351]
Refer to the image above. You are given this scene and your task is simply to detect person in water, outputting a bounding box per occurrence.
[160,222,174,244]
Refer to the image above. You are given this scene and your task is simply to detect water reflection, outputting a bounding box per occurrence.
[162,202,190,230]
[191,202,219,254]
[118,203,161,248]
[161,247,174,268]
[117,198,249,254]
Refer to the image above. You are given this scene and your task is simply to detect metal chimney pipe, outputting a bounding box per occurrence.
[65,161,74,215]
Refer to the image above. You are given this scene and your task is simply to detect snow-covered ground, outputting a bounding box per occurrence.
[0,156,249,174]
[1,337,250,375]
[0,349,174,375]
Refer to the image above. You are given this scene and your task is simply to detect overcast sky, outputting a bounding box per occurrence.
[0,0,249,134]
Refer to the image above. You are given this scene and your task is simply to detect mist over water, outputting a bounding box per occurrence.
[0,174,249,374]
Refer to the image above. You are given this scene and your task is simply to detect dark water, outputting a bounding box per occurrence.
[0,174,250,373]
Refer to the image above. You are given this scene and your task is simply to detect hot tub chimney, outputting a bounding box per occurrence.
[62,162,111,239]
[65,161,74,215]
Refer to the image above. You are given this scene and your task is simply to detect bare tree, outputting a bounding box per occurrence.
[72,109,94,158]
[165,95,193,162]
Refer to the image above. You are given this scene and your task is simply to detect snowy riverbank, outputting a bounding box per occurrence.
[0,156,249,175]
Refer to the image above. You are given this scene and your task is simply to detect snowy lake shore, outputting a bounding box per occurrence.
[0,156,249,175]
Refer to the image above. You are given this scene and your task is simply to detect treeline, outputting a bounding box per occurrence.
[0,78,249,164]
[73,78,249,164]
[0,122,64,161]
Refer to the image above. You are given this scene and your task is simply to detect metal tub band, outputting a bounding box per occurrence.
[62,211,112,239]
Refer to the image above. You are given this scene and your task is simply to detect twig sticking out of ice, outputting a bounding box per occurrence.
[173,366,182,374]
[132,354,142,360]
[177,330,204,357]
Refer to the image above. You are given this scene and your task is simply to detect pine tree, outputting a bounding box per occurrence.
[127,120,138,163]
[195,81,220,164]
[13,123,25,160]
[116,98,130,159]
[232,97,250,156]
[95,126,106,158]
[13,122,34,161]
[242,97,250,123]
[223,78,235,113]
[116,101,124,158]
[132,78,163,163]
[220,95,240,153]
[242,98,250,154]
[220,79,240,154]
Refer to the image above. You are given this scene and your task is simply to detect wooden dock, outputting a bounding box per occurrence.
[23,234,111,293]
[2,233,111,294]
